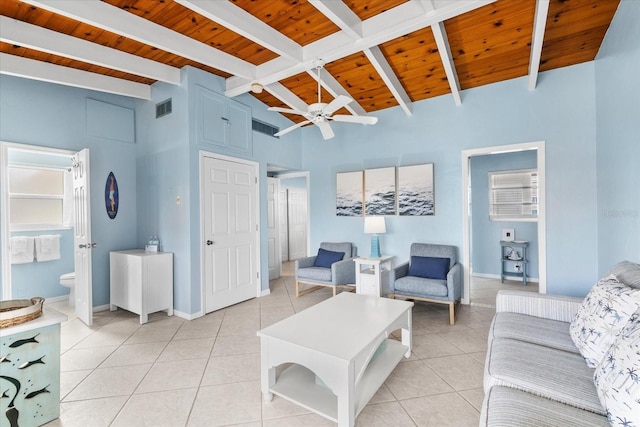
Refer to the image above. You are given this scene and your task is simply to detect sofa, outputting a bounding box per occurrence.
[481,261,640,426]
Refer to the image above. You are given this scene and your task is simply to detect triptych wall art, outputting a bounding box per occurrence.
[336,164,434,217]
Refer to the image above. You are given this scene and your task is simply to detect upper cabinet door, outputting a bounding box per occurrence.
[197,86,252,156]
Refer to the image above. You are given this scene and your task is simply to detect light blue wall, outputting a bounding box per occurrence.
[0,75,139,306]
[301,62,599,297]
[10,230,74,299]
[135,67,302,315]
[470,151,538,279]
[595,0,640,273]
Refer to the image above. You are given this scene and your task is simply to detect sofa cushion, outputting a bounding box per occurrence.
[490,312,579,354]
[606,260,640,289]
[569,275,640,367]
[480,386,609,427]
[593,309,640,425]
[313,248,344,268]
[484,338,604,415]
[408,256,449,280]
[394,276,448,297]
[296,266,332,282]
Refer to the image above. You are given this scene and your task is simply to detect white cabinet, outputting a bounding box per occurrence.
[196,86,252,155]
[109,250,173,324]
[355,256,394,297]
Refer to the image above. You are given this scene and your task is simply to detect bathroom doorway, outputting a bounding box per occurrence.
[1,142,94,325]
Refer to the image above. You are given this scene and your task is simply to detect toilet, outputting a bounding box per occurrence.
[59,272,75,307]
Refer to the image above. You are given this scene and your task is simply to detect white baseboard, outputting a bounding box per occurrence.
[471,272,539,283]
[173,309,202,321]
[260,288,271,297]
[44,295,70,303]
[94,304,111,313]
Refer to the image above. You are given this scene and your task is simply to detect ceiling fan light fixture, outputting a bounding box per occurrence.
[251,82,264,94]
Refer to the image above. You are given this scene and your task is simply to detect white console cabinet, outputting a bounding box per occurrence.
[110,249,173,324]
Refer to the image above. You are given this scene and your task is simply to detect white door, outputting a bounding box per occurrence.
[278,188,289,261]
[72,149,93,326]
[202,155,258,313]
[288,189,308,260]
[267,178,281,280]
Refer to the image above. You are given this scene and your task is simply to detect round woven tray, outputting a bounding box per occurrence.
[0,297,44,328]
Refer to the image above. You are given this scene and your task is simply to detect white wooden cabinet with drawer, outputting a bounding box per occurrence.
[109,249,173,324]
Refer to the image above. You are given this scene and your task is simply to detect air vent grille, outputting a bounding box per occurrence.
[252,119,279,138]
[156,98,172,118]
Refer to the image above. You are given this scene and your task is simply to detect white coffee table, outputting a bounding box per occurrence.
[257,292,413,427]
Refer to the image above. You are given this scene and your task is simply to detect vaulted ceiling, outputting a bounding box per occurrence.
[0,0,620,124]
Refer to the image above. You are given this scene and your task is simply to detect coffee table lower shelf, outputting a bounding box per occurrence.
[269,339,408,422]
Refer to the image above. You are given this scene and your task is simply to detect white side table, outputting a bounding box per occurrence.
[354,256,394,297]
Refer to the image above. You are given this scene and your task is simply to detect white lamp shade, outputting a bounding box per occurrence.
[364,216,386,234]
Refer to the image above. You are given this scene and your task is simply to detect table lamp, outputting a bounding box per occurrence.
[364,216,386,258]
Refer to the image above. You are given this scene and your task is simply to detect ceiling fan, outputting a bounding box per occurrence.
[268,60,378,140]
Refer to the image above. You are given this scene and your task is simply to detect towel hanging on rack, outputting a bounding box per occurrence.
[35,235,61,262]
[11,236,35,264]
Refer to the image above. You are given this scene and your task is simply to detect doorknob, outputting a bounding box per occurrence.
[206,240,214,246]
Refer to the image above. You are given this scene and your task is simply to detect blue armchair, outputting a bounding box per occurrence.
[295,242,357,297]
[389,243,462,324]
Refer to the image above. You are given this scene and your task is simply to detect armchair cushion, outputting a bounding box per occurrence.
[394,276,448,297]
[313,248,345,268]
[408,256,449,280]
[296,266,333,282]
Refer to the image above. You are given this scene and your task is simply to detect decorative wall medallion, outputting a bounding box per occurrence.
[105,172,119,219]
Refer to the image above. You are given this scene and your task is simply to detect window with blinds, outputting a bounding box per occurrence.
[489,169,538,221]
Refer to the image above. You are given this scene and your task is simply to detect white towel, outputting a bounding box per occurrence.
[35,235,61,262]
[11,236,35,264]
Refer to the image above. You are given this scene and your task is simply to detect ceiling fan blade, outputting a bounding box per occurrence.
[331,114,378,125]
[323,95,353,115]
[268,106,307,116]
[315,120,335,140]
[274,120,310,137]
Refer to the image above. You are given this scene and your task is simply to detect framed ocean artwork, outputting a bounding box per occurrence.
[397,163,434,216]
[336,171,363,216]
[364,167,396,216]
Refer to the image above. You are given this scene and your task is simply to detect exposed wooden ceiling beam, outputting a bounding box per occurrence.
[175,0,303,63]
[226,0,495,97]
[264,82,309,113]
[364,47,413,116]
[308,0,363,40]
[0,53,151,99]
[528,0,550,91]
[0,16,181,85]
[431,22,462,106]
[21,0,255,80]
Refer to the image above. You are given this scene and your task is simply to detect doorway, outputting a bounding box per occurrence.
[461,141,547,305]
[1,143,94,325]
[200,152,260,313]
[275,172,309,262]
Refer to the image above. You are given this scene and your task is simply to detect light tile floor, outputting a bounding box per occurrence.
[470,276,538,307]
[45,263,495,427]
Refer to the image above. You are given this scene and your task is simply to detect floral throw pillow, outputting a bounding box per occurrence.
[569,275,640,367]
[593,309,640,426]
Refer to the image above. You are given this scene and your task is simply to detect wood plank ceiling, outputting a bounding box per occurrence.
[0,0,620,124]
